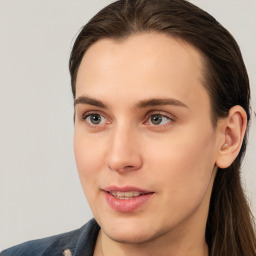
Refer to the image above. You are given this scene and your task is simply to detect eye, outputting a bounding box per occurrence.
[83,113,107,126]
[147,113,173,126]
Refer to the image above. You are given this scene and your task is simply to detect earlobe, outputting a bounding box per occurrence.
[216,105,247,169]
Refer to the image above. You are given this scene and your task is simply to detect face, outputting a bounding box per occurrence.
[74,33,220,244]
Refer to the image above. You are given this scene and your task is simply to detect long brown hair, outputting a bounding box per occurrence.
[69,0,256,255]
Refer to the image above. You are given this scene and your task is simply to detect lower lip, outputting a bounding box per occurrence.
[104,191,153,212]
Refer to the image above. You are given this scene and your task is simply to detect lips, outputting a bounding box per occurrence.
[103,186,154,212]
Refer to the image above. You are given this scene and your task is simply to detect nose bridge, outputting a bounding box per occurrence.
[106,121,142,172]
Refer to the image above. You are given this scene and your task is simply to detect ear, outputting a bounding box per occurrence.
[216,105,247,169]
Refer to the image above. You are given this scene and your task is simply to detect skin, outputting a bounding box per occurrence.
[73,32,247,256]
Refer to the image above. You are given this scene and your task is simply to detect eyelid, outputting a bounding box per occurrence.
[81,111,112,128]
[145,110,176,121]
[143,111,176,126]
[81,110,110,120]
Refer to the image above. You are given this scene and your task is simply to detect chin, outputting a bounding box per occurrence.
[105,229,155,244]
[99,216,169,245]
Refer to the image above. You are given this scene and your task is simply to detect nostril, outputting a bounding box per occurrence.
[107,161,143,173]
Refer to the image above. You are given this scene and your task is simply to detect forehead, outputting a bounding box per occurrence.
[76,32,210,113]
[78,33,204,80]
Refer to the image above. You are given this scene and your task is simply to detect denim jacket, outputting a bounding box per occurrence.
[1,219,100,256]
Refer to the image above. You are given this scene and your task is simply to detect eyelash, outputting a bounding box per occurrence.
[81,111,176,128]
[144,112,175,127]
[81,112,109,128]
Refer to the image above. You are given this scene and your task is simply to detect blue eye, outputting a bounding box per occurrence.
[148,114,171,125]
[84,113,106,125]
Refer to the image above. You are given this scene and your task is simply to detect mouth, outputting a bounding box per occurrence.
[103,186,154,212]
[107,191,150,199]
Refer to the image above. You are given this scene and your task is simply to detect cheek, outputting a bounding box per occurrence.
[74,131,106,191]
[144,127,217,206]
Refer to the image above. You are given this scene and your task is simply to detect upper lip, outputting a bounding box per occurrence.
[103,185,153,194]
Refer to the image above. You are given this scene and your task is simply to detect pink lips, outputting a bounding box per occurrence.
[103,186,154,212]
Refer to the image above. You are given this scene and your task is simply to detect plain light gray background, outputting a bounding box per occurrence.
[0,0,255,250]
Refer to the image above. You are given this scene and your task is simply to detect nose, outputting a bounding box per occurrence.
[105,124,143,173]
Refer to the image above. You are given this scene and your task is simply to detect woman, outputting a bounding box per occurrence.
[2,0,255,255]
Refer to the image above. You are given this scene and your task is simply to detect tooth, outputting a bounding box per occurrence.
[111,191,117,197]
[116,191,124,198]
[125,191,134,197]
[133,191,140,197]
[110,191,143,199]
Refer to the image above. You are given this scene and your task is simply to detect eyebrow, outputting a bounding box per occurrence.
[74,96,107,108]
[135,98,189,109]
[74,95,188,109]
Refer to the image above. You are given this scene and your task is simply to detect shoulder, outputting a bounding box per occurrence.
[1,219,100,256]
